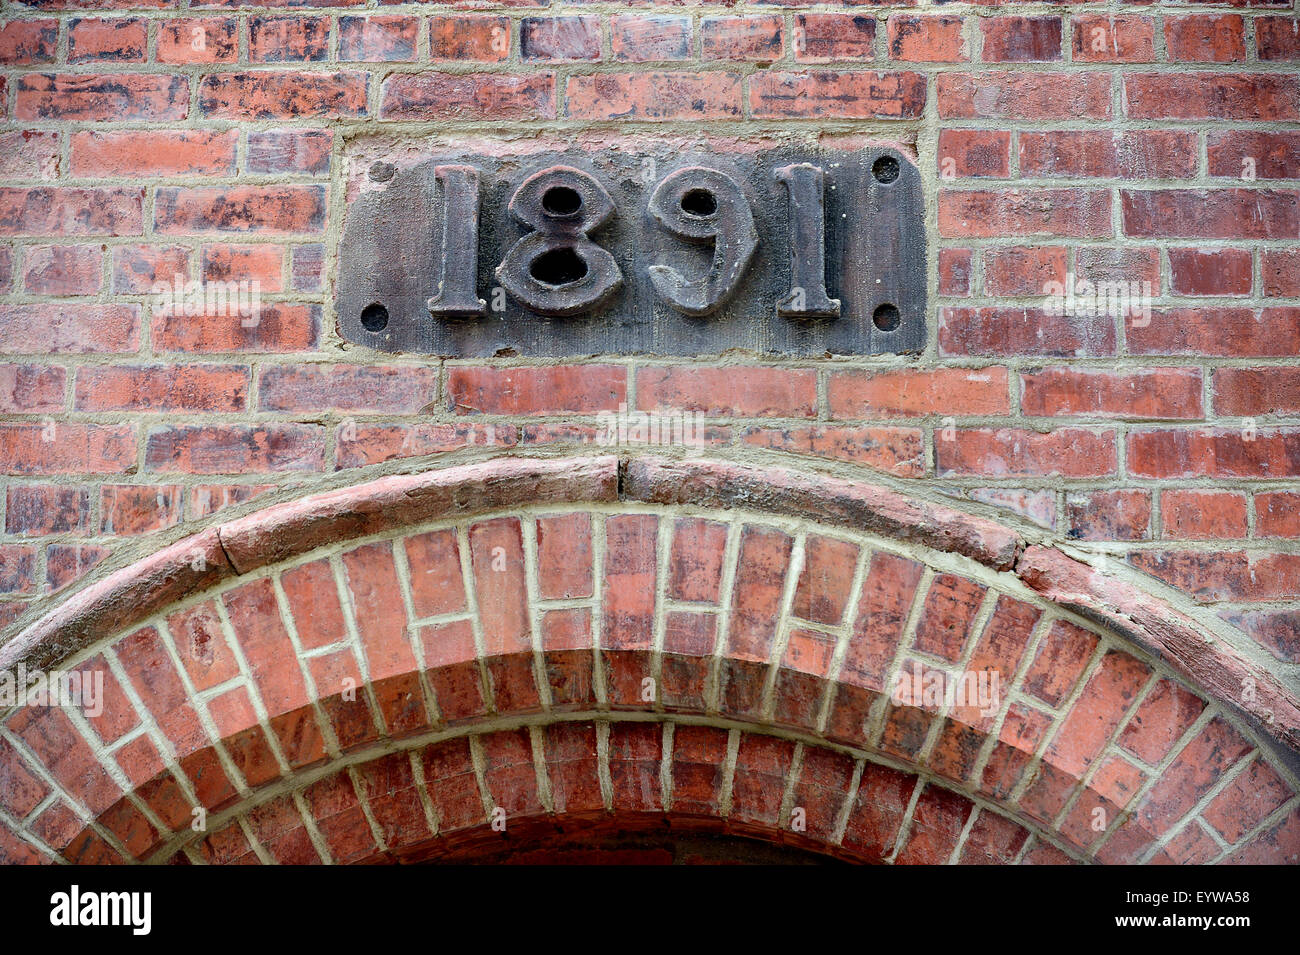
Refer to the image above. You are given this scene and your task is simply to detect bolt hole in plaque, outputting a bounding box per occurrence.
[337,140,925,356]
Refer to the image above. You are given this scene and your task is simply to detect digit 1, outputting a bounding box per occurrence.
[428,164,486,318]
[776,163,840,320]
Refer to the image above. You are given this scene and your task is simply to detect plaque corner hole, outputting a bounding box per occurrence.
[872,303,901,332]
[360,302,390,332]
[872,155,900,185]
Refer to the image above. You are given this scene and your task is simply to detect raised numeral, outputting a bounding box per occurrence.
[428,164,487,318]
[776,163,840,320]
[495,165,622,317]
[647,166,757,317]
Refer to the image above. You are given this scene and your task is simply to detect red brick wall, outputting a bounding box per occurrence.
[0,0,1298,865]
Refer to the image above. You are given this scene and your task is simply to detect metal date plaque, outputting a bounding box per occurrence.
[336,137,926,357]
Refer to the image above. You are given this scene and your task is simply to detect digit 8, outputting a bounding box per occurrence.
[495,165,622,317]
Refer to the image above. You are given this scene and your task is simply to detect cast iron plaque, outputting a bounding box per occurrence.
[336,138,925,357]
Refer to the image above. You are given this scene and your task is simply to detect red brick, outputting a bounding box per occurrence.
[602,514,658,705]
[1075,246,1161,292]
[71,129,237,179]
[382,73,554,121]
[429,16,510,62]
[980,16,1062,62]
[449,365,624,416]
[888,16,965,62]
[521,16,600,62]
[0,546,36,594]
[247,130,331,177]
[1018,130,1196,179]
[940,189,1111,238]
[479,728,542,817]
[199,71,367,120]
[742,425,924,477]
[1119,678,1205,765]
[1162,490,1249,539]
[841,762,918,861]
[570,72,740,121]
[0,20,57,64]
[17,73,186,121]
[1257,492,1300,538]
[403,528,467,619]
[0,364,62,414]
[158,18,237,64]
[201,244,283,291]
[1136,717,1250,837]
[750,71,925,120]
[260,364,436,414]
[536,513,593,600]
[938,428,1117,478]
[0,423,135,475]
[638,366,815,418]
[667,517,728,604]
[1169,247,1252,296]
[1023,620,1098,708]
[9,705,122,815]
[99,484,183,535]
[1128,550,1300,602]
[1128,428,1300,479]
[0,304,142,355]
[76,364,248,413]
[669,725,728,817]
[187,483,275,520]
[1208,131,1300,181]
[470,518,538,713]
[730,734,795,826]
[45,543,109,592]
[959,809,1030,864]
[1164,15,1245,62]
[1071,15,1155,62]
[982,246,1065,296]
[1214,367,1300,416]
[0,187,143,237]
[168,601,240,692]
[1125,74,1300,122]
[339,15,418,62]
[343,541,427,735]
[792,535,859,627]
[0,131,60,181]
[144,424,324,473]
[794,14,875,63]
[68,17,146,63]
[1235,269,1299,319]
[1047,650,1150,778]
[938,72,1110,119]
[249,16,328,62]
[938,248,972,296]
[154,186,325,235]
[840,552,924,693]
[938,130,1010,179]
[1130,308,1299,356]
[1124,191,1299,240]
[1020,367,1202,420]
[702,16,784,61]
[152,304,319,353]
[1257,16,1300,60]
[895,785,975,865]
[1202,758,1294,844]
[111,245,189,293]
[5,484,87,535]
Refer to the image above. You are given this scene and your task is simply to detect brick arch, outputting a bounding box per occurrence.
[1,455,1297,865]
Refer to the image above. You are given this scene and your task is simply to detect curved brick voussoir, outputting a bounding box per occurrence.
[2,474,1297,864]
[622,456,1024,572]
[1017,545,1300,766]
